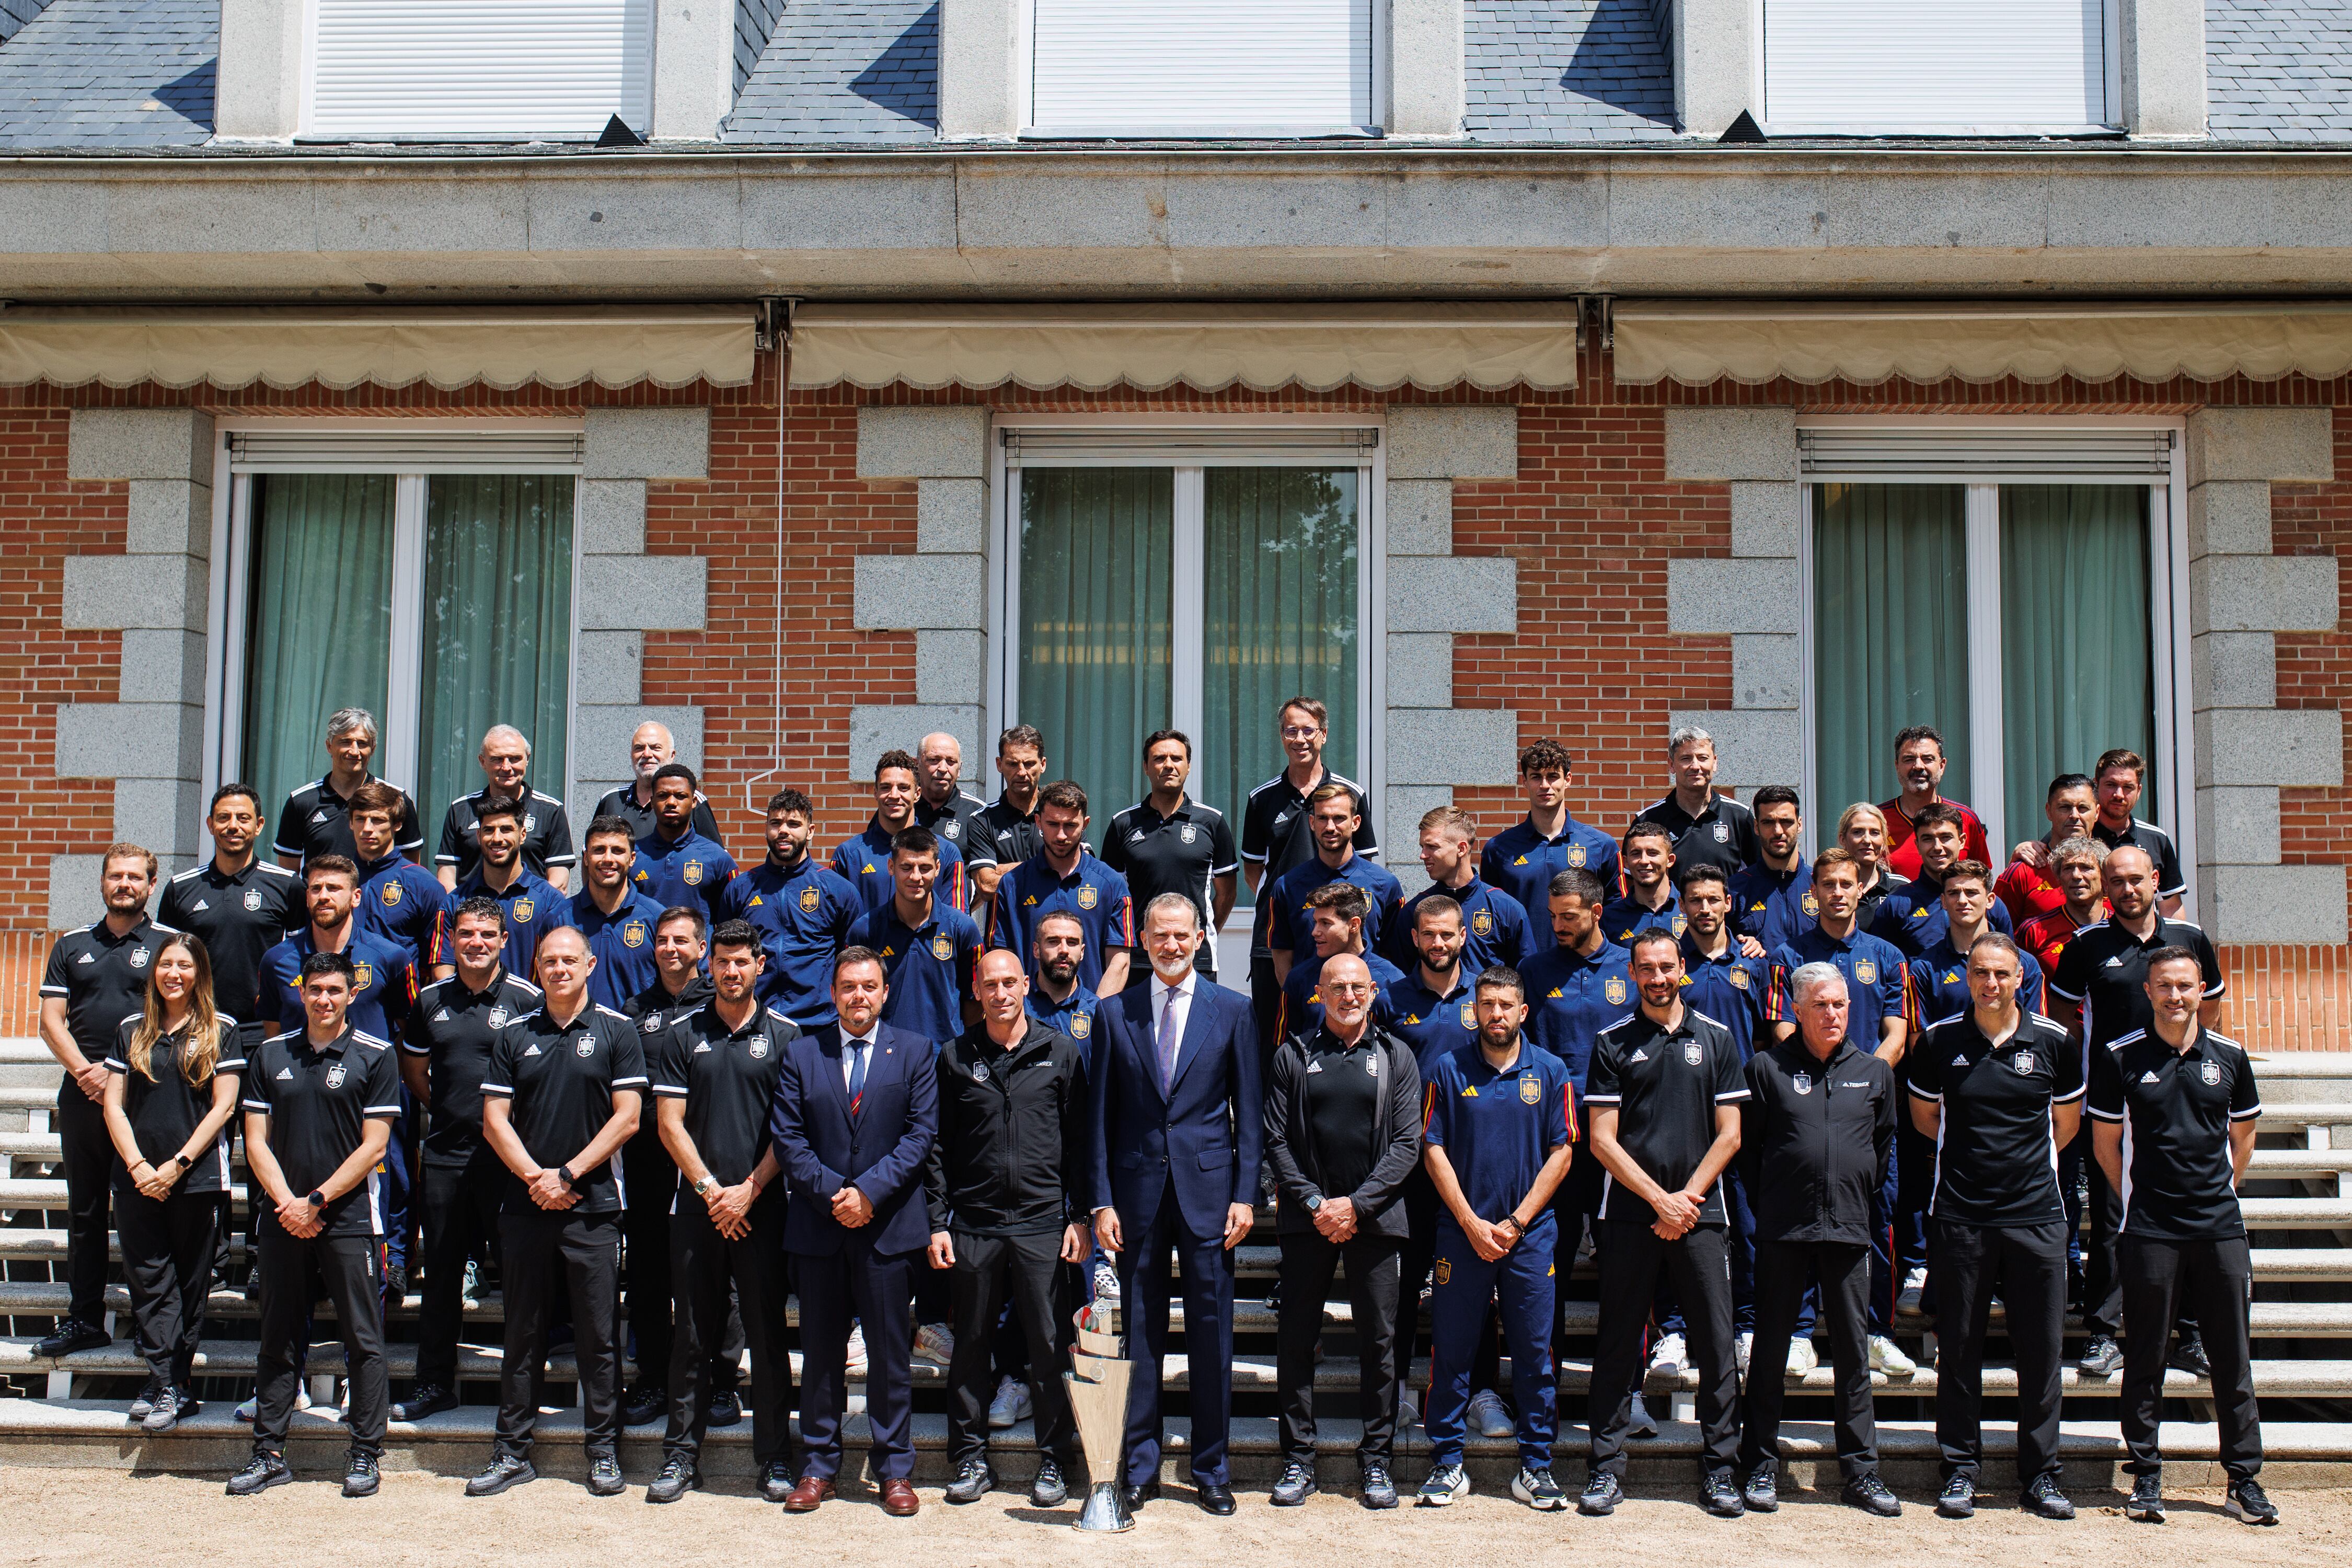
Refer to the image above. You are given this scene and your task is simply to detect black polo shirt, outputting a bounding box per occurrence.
[925,1019,1090,1237]
[402,969,545,1168]
[916,789,1001,870]
[624,973,716,1033]
[1241,767,1377,954]
[436,788,578,882]
[1586,1007,1748,1226]
[1633,791,1760,879]
[978,793,1045,869]
[274,774,425,865]
[241,1024,403,1238]
[651,999,798,1192]
[105,1016,247,1193]
[157,859,304,1028]
[2092,816,2188,902]
[1302,1029,1385,1200]
[2087,1025,2262,1241]
[1739,1037,1897,1246]
[42,914,170,1057]
[482,1003,647,1215]
[592,782,723,845]
[1102,795,1238,976]
[1908,1011,2081,1227]
[2049,915,2226,1052]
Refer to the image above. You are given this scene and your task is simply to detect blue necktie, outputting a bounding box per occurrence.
[847,1037,868,1116]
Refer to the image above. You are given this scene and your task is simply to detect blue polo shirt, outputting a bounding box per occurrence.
[1264,852,1405,961]
[847,900,983,1050]
[1278,950,1407,1039]
[631,829,739,928]
[1599,887,1686,948]
[1520,938,1634,1087]
[720,855,861,1028]
[1421,1041,1577,1231]
[1767,925,1912,1046]
[1480,814,1622,956]
[1678,935,1771,1060]
[991,850,1135,993]
[355,852,448,969]
[1027,983,1101,1057]
[1867,869,2015,960]
[261,927,417,1041]
[1385,878,1531,976]
[1908,938,2046,1029]
[1728,861,1815,953]
[831,817,968,917]
[567,885,668,1012]
[433,868,574,984]
[1386,967,1483,1078]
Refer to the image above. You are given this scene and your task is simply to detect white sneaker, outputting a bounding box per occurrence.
[1092,1261,1121,1304]
[1398,1390,1420,1432]
[1649,1332,1687,1375]
[1869,1335,1916,1376]
[1467,1388,1516,1439]
[1903,1266,1928,1294]
[844,1324,870,1378]
[1786,1337,1818,1376]
[913,1322,955,1367]
[1736,1331,1754,1375]
[234,1386,312,1422]
[987,1376,1032,1429]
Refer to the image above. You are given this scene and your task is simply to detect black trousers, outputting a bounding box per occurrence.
[1591,1219,1738,1477]
[1249,952,1282,1061]
[113,1184,222,1387]
[55,1083,114,1325]
[253,1223,386,1456]
[666,1198,794,1468]
[794,1242,918,1480]
[947,1228,1079,1469]
[497,1209,622,1459]
[1277,1230,1402,1467]
[1740,1238,1876,1480]
[2121,1234,2261,1481]
[414,1155,503,1389]
[1930,1217,2068,1488]
[622,1137,740,1394]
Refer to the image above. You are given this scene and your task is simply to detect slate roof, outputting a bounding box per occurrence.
[1464,0,1677,141]
[0,0,212,148]
[2207,0,2352,143]
[727,0,936,142]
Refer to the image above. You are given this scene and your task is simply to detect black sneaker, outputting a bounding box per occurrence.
[383,1263,407,1300]
[706,1389,742,1429]
[1625,1391,1661,1439]
[2078,1335,2123,1377]
[2227,1478,2278,1526]
[128,1375,163,1423]
[1938,1474,1976,1518]
[586,1453,625,1497]
[391,1383,457,1422]
[1271,1461,1316,1506]
[944,1457,995,1505]
[226,1452,291,1496]
[342,1451,380,1498]
[2022,1475,2073,1519]
[1359,1462,1398,1511]
[1702,1469,1744,1517]
[2124,1473,2165,1522]
[647,1456,700,1504]
[1031,1456,1068,1508]
[2166,1331,2211,1380]
[1743,1461,1780,1513]
[1844,1473,1902,1516]
[35,1319,109,1358]
[466,1454,537,1497]
[621,1385,666,1427]
[760,1459,794,1503]
[1576,1469,1621,1516]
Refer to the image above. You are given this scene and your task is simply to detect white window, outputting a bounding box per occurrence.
[1027,0,1378,136]
[1762,0,2115,134]
[307,0,652,139]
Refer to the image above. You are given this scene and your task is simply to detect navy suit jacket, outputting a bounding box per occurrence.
[769,1021,938,1257]
[1088,977,1263,1240]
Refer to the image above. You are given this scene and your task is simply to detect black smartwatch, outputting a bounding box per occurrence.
[1303,1194,1323,1213]
[306,1190,326,1208]
[558,1166,579,1190]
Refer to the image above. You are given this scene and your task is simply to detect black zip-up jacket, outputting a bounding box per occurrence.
[1739,1035,1896,1247]
[1262,1021,1424,1239]
[924,1019,1090,1237]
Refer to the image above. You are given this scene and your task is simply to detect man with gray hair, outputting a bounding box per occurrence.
[436,724,577,894]
[274,707,423,869]
[1633,726,1759,880]
[594,720,722,844]
[1736,962,1900,1517]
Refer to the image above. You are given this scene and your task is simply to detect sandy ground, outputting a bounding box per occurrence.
[2,1469,2347,1568]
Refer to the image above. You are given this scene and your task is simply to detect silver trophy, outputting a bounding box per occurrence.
[1065,1297,1134,1532]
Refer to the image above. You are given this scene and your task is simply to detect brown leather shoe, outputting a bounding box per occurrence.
[783,1475,835,1512]
[880,1478,920,1517]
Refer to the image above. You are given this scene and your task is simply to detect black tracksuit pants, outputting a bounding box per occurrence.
[947,1228,1079,1469]
[1740,1238,1877,1481]
[497,1209,622,1459]
[414,1154,503,1389]
[55,1084,114,1326]
[1277,1230,1402,1467]
[113,1185,222,1388]
[1590,1219,1738,1477]
[1930,1217,2068,1489]
[253,1223,387,1457]
[2121,1234,2261,1481]
[621,1135,740,1396]
[665,1198,794,1468]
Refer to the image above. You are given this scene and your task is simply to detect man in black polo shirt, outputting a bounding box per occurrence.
[1103,729,1239,984]
[978,724,1050,890]
[162,784,304,1042]
[594,720,723,843]
[647,920,800,1504]
[2090,748,2187,916]
[471,927,647,1498]
[435,723,577,893]
[1242,696,1377,1048]
[2048,845,2224,1378]
[393,897,544,1422]
[2089,947,2274,1526]
[1633,725,1759,879]
[37,844,165,1357]
[273,707,424,869]
[229,950,399,1497]
[1907,932,2080,1520]
[1578,929,1747,1519]
[915,731,1003,913]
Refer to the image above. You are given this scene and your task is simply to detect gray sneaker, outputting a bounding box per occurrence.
[1416,1463,1468,1507]
[1271,1461,1316,1507]
[466,1454,537,1497]
[128,1376,162,1423]
[2022,1475,2073,1519]
[1843,1473,1902,1517]
[1359,1462,1398,1510]
[1576,1469,1621,1516]
[1743,1461,1780,1513]
[1938,1474,1976,1517]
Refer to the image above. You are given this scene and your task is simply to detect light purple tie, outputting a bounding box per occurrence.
[1158,988,1182,1093]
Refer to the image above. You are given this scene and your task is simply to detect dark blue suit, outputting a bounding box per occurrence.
[1087,976,1262,1488]
[769,1021,938,1481]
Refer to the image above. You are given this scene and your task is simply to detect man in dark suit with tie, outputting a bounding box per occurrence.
[1090,892,1264,1515]
[769,946,939,1517]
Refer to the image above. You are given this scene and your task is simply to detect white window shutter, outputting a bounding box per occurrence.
[1763,1,2112,133]
[1029,0,1375,135]
[310,0,653,139]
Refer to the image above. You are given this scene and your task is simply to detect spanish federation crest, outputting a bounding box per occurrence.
[931,934,953,960]
[972,1060,989,1083]
[1179,824,1197,845]
[513,898,534,924]
[749,1037,768,1060]
[1069,1013,1091,1040]
[1077,884,1099,910]
[640,1012,664,1033]
[684,860,704,887]
[1566,844,1588,869]
[1605,974,1628,1006]
[326,1063,347,1089]
[129,946,150,969]
[1518,1075,1542,1105]
[1684,1040,1704,1066]
[1460,1002,1477,1028]
[2201,1059,2222,1086]
[622,920,649,949]
[799,886,821,913]
[353,962,373,990]
[575,1033,595,1058]
[244,887,264,912]
[2013,1050,2035,1075]
[488,1006,510,1029]
[1802,891,1820,918]
[1471,910,1494,938]
[1728,966,1750,991]
[1853,958,1878,985]
[1792,1071,1813,1096]
[382,882,403,907]
[1712,821,1731,844]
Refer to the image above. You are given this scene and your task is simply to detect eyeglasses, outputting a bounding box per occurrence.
[1280,725,1322,740]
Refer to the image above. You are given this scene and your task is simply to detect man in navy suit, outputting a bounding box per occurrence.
[769,946,938,1517]
[1089,892,1263,1515]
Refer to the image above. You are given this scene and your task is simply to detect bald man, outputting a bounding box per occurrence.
[437,724,577,894]
[596,721,723,844]
[914,732,1002,912]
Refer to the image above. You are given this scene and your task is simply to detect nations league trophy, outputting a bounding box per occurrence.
[1065,1297,1134,1531]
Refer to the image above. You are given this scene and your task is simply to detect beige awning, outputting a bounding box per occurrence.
[0,305,759,390]
[1613,301,2352,386]
[787,303,1581,393]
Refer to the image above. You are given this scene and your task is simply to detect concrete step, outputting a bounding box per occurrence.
[2247,1148,2352,1177]
[0,1086,57,1111]
[2240,1196,2352,1227]
[0,1133,61,1160]
[2251,1103,2352,1131]
[0,1178,67,1207]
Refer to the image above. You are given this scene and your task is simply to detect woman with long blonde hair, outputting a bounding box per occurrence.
[1835,803,1909,925]
[101,930,244,1433]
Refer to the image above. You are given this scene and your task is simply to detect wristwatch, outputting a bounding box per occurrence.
[694,1175,720,1198]
[1495,1213,1523,1240]
[557,1166,579,1190]
[306,1190,326,1209]
[1303,1194,1324,1213]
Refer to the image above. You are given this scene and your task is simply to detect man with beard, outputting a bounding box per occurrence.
[722,788,861,1028]
[593,721,722,843]
[568,816,668,1011]
[430,802,573,983]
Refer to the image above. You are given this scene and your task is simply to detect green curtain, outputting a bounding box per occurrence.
[1204,466,1359,907]
[1812,483,1971,828]
[241,473,395,829]
[2000,484,2154,841]
[417,476,577,821]
[1018,468,1173,828]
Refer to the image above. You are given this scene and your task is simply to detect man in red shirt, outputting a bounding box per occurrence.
[1995,774,2098,926]
[2014,837,2108,977]
[1880,727,1990,880]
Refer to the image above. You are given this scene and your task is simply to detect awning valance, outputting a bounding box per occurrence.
[0,305,759,390]
[1612,301,2352,387]
[786,303,1581,393]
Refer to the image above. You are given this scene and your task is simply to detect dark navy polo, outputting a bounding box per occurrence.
[1241,768,1378,957]
[1727,860,1815,953]
[1027,982,1101,1056]
[630,828,738,929]
[720,855,862,1027]
[1421,1041,1577,1230]
[1908,937,2046,1029]
[1279,949,1408,1039]
[1678,935,1771,1061]
[830,817,969,917]
[1599,886,1686,948]
[1867,867,2015,959]
[1480,814,1621,958]
[259,926,416,1041]
[1520,938,1634,1087]
[1385,877,1532,976]
[592,782,722,846]
[354,852,448,970]
[1765,926,1911,1047]
[848,901,985,1050]
[992,850,1135,994]
[431,867,574,983]
[1385,968,1482,1079]
[568,884,670,1012]
[1264,851,1405,962]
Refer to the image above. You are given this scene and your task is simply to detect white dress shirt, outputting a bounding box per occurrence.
[841,1024,879,1091]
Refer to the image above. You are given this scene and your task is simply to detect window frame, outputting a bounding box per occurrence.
[1756,0,2122,137]
[1795,413,2193,916]
[203,417,588,827]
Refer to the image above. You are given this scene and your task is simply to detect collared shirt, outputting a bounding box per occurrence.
[482,1002,648,1215]
[1102,795,1238,977]
[1727,860,1815,953]
[402,968,544,1167]
[2049,916,2226,1053]
[1599,886,1686,948]
[1264,851,1405,960]
[241,1024,403,1237]
[720,855,862,1027]
[840,1024,880,1093]
[2086,1025,2261,1241]
[1993,855,2068,927]
[1908,936,2046,1030]
[2015,903,2104,977]
[977,793,1045,869]
[1765,925,1912,1045]
[353,852,449,971]
[159,859,304,1028]
[1027,982,1100,1054]
[1677,935,1770,1061]
[925,1018,1090,1236]
[630,828,739,928]
[2093,815,2188,900]
[259,926,417,1041]
[650,999,799,1191]
[1301,1027,1385,1199]
[847,900,984,1049]
[1909,1010,2080,1227]
[436,787,577,882]
[1385,967,1482,1078]
[992,850,1135,993]
[1586,1007,1748,1226]
[830,816,969,917]
[1279,949,1408,1039]
[1519,937,1634,1086]
[1242,767,1379,956]
[1633,791,1760,878]
[1739,1037,1897,1246]
[1867,867,2015,959]
[624,973,716,1034]
[1147,971,1198,1075]
[592,782,722,845]
[42,914,171,1057]
[1881,795,1993,881]
[915,788,1002,874]
[431,867,574,981]
[1386,877,1531,976]
[274,774,423,865]
[103,1016,246,1193]
[567,884,670,1011]
[1480,813,1621,957]
[1420,1041,1577,1230]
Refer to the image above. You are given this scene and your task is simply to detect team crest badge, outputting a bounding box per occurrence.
[1460,1002,1477,1028]
[2013,1051,2036,1075]
[130,946,150,969]
[513,898,534,924]
[1069,1013,1091,1040]
[1365,1054,1380,1077]
[1434,1258,1451,1286]
[1854,959,1877,985]
[353,962,374,990]
[799,887,821,913]
[244,887,264,912]
[382,883,402,907]
[1802,891,1820,918]
[1792,1071,1813,1096]
[750,1038,768,1060]
[972,1061,988,1083]
[1566,845,1588,869]
[684,861,704,887]
[640,1012,664,1033]
[575,1033,595,1058]
[1180,824,1197,845]
[1673,914,1688,938]
[524,814,538,835]
[622,920,648,949]
[326,1064,346,1088]
[1077,884,1099,910]
[1729,967,1750,991]
[2201,1059,2222,1086]
[1518,1076,1541,1105]
[1605,974,1628,1006]
[1684,1040,1704,1066]
[489,1006,510,1029]
[1712,822,1731,844]
[931,934,954,960]
[1472,910,1494,938]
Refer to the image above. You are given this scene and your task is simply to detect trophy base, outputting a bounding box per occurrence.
[1072,1480,1135,1532]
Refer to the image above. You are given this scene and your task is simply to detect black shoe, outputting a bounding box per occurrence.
[2125,1473,2165,1522]
[1196,1481,1236,1515]
[2227,1478,2278,1526]
[1938,1474,1976,1518]
[1031,1456,1068,1508]
[383,1263,408,1299]
[945,1457,995,1505]
[2166,1330,2211,1380]
[1271,1461,1316,1507]
[1625,1391,1661,1440]
[466,1454,537,1497]
[1703,1469,1745,1517]
[1743,1461,1779,1513]
[128,1375,163,1422]
[647,1456,700,1504]
[226,1452,292,1496]
[1360,1462,1398,1510]
[1577,1469,1622,1516]
[760,1459,795,1503]
[2078,1334,2123,1377]
[2022,1475,2074,1519]
[1122,1479,1159,1512]
[342,1451,380,1498]
[1844,1473,1902,1517]
[586,1453,625,1497]
[706,1389,742,1429]
[391,1383,457,1422]
[622,1385,666,1427]
[35,1319,109,1358]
